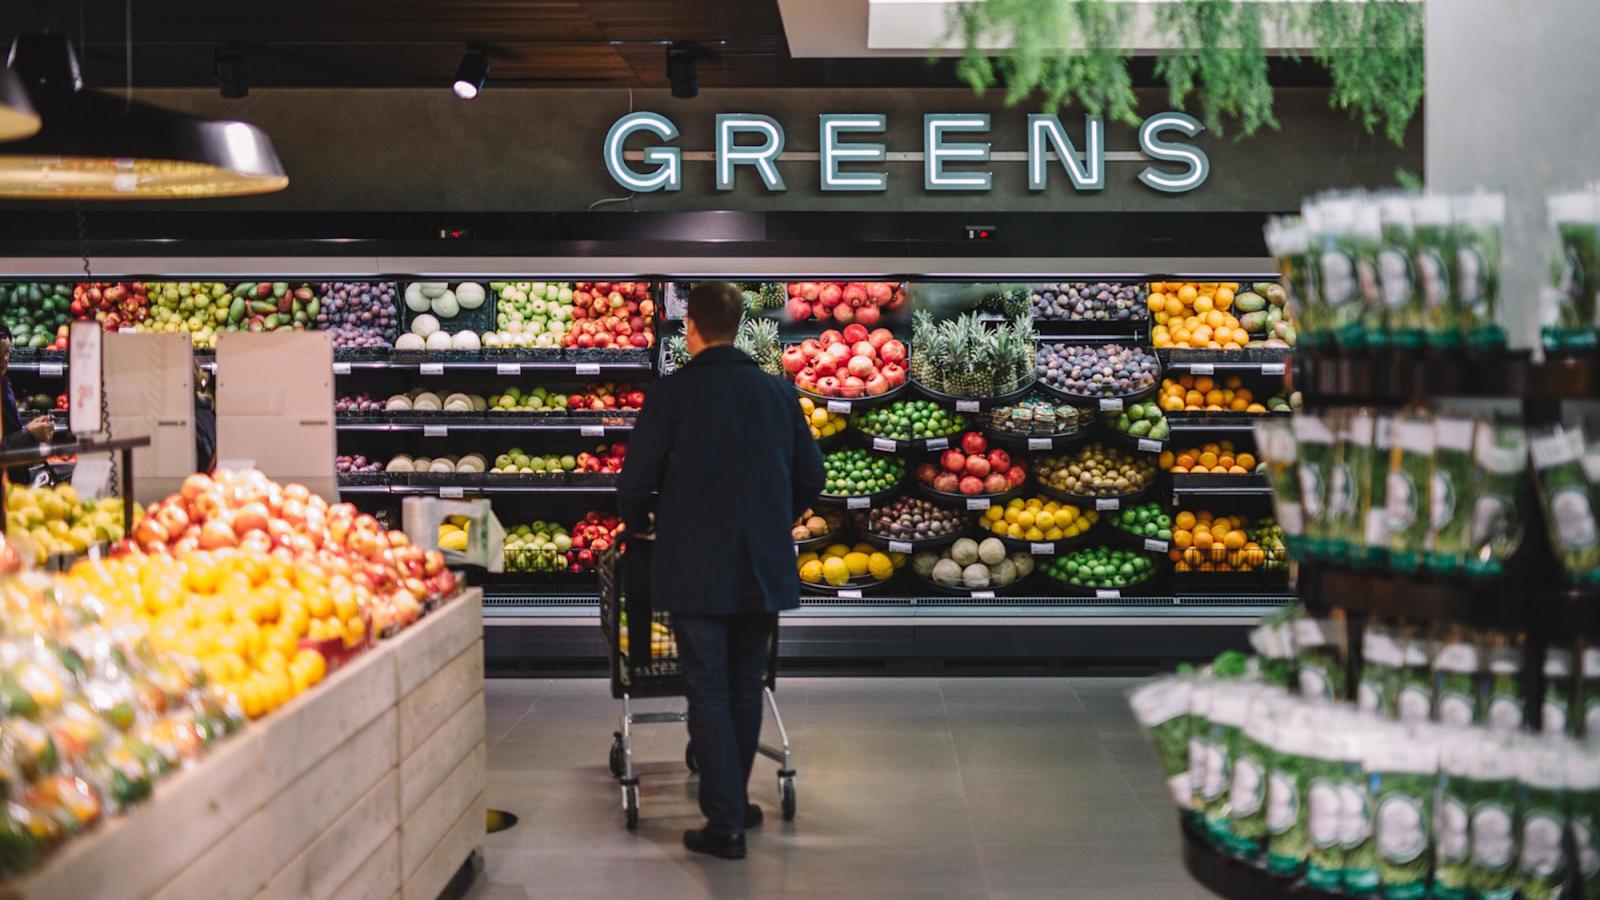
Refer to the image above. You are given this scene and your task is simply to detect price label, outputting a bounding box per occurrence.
[838,589,863,599]
[1138,439,1162,453]
[847,496,870,509]
[872,437,897,452]
[1030,542,1055,555]
[332,362,351,375]
[925,437,948,451]
[1028,437,1052,450]
[955,400,981,413]
[496,363,522,376]
[423,425,447,437]
[888,541,914,554]
[1189,363,1214,376]
[118,327,136,334]
[971,591,995,600]
[580,425,604,437]
[1144,538,1170,552]
[965,498,990,510]
[1099,398,1123,412]
[419,363,444,376]
[574,363,601,376]
[1096,498,1119,511]
[438,486,464,499]
[1096,589,1121,600]
[39,363,63,377]
[1261,362,1286,376]
[827,400,852,414]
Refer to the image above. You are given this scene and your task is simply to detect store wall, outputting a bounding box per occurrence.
[1425,0,1600,351]
[89,86,1417,215]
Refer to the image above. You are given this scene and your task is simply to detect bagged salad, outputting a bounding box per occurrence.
[1295,414,1339,559]
[1413,194,1462,348]
[1542,648,1573,737]
[1541,189,1599,352]
[1484,637,1525,733]
[1253,418,1306,553]
[1359,623,1401,719]
[1433,636,1482,727]
[1467,730,1522,900]
[1312,194,1373,348]
[1266,699,1317,877]
[1516,737,1571,900]
[1204,683,1254,847]
[1377,194,1424,347]
[1454,191,1507,349]
[1583,647,1600,738]
[1428,417,1477,573]
[1396,635,1435,724]
[1294,614,1347,703]
[1305,709,1351,890]
[1129,676,1196,807]
[1386,416,1435,572]
[1432,733,1474,900]
[1465,420,1528,577]
[1367,722,1440,900]
[1337,713,1380,894]
[1529,423,1600,584]
[1231,689,1283,858]
[1341,411,1382,566]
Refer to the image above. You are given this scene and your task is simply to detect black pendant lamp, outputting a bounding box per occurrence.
[0,35,287,199]
[0,66,41,142]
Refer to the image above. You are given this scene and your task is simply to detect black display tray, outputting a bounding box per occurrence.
[1179,815,1345,900]
[814,428,853,451]
[985,527,1098,556]
[915,570,1031,597]
[982,422,1096,452]
[800,572,900,596]
[793,530,847,553]
[1304,563,1600,638]
[1297,347,1600,405]
[1037,568,1162,598]
[855,528,967,554]
[337,472,389,487]
[909,479,1029,511]
[568,472,621,487]
[1033,480,1158,512]
[1100,425,1169,455]
[813,481,907,510]
[856,430,966,455]
[908,376,1036,412]
[1102,524,1173,554]
[1035,378,1160,410]
[792,380,912,412]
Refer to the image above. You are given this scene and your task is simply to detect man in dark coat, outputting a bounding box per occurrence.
[0,325,56,450]
[617,282,824,859]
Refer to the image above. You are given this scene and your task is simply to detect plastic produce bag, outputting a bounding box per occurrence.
[1297,201,1331,347]
[1467,730,1522,900]
[1266,699,1316,877]
[1465,420,1528,577]
[1129,676,1195,807]
[1352,199,1387,346]
[1428,417,1477,573]
[1484,638,1524,733]
[1516,737,1570,900]
[1377,194,1424,347]
[1305,711,1349,890]
[1541,648,1573,737]
[1337,714,1380,894]
[1294,615,1346,703]
[1572,743,1600,898]
[1396,635,1435,724]
[1368,722,1439,900]
[1582,647,1600,738]
[1386,416,1434,572]
[1541,190,1599,352]
[1433,637,1482,727]
[1314,195,1372,348]
[1358,623,1401,719]
[1249,612,1298,690]
[1231,689,1282,858]
[1413,194,1462,348]
[1204,684,1253,847]
[1342,411,1381,566]
[1328,410,1360,560]
[1454,191,1506,349]
[1188,679,1215,815]
[1253,418,1306,552]
[1295,414,1338,558]
[1529,423,1600,584]
[1432,733,1473,900]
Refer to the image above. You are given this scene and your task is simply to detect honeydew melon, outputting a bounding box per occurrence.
[418,282,449,300]
[430,290,460,319]
[385,454,415,473]
[457,453,486,474]
[455,283,486,309]
[410,314,441,338]
[469,395,488,412]
[450,330,481,351]
[429,458,456,474]
[404,283,430,313]
[424,331,454,351]
[384,395,413,411]
[395,333,426,351]
[412,392,442,412]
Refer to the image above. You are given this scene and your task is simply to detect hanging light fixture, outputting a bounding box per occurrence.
[0,35,287,199]
[452,49,489,100]
[0,66,41,142]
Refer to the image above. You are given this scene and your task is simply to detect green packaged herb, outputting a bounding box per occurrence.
[1315,196,1371,348]
[1377,194,1424,347]
[1266,699,1316,877]
[1386,417,1434,572]
[1298,201,1332,347]
[1542,190,1599,352]
[1485,640,1525,732]
[1542,649,1574,737]
[1231,690,1281,858]
[1189,679,1215,816]
[1433,638,1482,727]
[1530,424,1600,584]
[1296,415,1338,559]
[1517,738,1571,900]
[1342,412,1381,566]
[1294,616,1346,703]
[1328,410,1359,560]
[1205,685,1252,848]
[1253,419,1306,554]
[1249,614,1298,690]
[1130,676,1195,807]
[1353,199,1387,347]
[1305,712,1348,890]
[1582,648,1600,738]
[1368,723,1439,900]
[1396,637,1435,724]
[1431,734,1474,900]
[1466,731,1522,900]
[1358,624,1400,719]
[1428,417,1477,573]
[1413,195,1462,348]
[1454,191,1507,349]
[1364,417,1395,568]
[1466,421,1528,578]
[1571,744,1600,898]
[1338,716,1380,894]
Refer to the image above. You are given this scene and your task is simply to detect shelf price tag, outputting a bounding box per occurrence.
[39,363,63,377]
[1030,542,1054,555]
[837,589,862,599]
[924,437,948,451]
[1096,589,1121,600]
[1138,439,1162,453]
[1144,538,1169,552]
[847,496,870,509]
[423,425,447,437]
[1261,362,1286,376]
[496,363,522,376]
[419,363,444,376]
[827,400,852,414]
[331,362,351,375]
[955,400,981,413]
[1028,437,1052,451]
[964,497,990,511]
[970,591,995,600]
[872,438,897,452]
[1099,398,1123,412]
[439,486,464,499]
[1189,363,1214,376]
[574,363,601,376]
[1096,498,1119,510]
[580,425,605,437]
[888,541,913,554]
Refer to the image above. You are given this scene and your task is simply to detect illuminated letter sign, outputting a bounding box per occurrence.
[715,114,787,191]
[603,111,681,192]
[1138,112,1210,193]
[819,114,888,192]
[1027,114,1104,191]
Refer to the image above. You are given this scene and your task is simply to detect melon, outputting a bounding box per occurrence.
[430,289,460,319]
[978,538,1006,566]
[457,453,486,474]
[961,563,992,589]
[410,314,441,338]
[1009,552,1035,578]
[418,282,449,300]
[450,330,481,350]
[913,552,939,578]
[384,394,412,411]
[455,282,486,309]
[429,458,456,474]
[424,330,454,351]
[468,394,488,412]
[394,333,425,351]
[411,457,432,471]
[992,559,1018,586]
[411,392,442,412]
[931,559,962,586]
[385,454,414,473]
[949,538,979,567]
[403,283,430,313]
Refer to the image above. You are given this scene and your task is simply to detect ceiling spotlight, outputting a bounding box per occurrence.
[0,66,40,142]
[667,46,699,99]
[215,47,247,99]
[453,50,489,100]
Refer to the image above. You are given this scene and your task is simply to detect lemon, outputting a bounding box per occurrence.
[1007,523,1024,539]
[823,543,851,560]
[1060,507,1078,524]
[799,560,824,583]
[984,506,1004,522]
[810,408,829,428]
[1035,511,1055,529]
[1044,527,1064,541]
[1024,526,1045,542]
[1017,511,1036,529]
[821,557,850,586]
[1006,498,1025,510]
[1003,509,1020,525]
[799,397,815,415]
[867,552,893,581]
[851,542,873,555]
[842,552,870,577]
[797,551,820,567]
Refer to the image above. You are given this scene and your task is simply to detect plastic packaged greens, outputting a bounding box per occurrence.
[1266,216,1318,345]
[1582,648,1600,738]
[1328,410,1360,560]
[1314,195,1371,348]
[1342,411,1381,566]
[1386,417,1435,572]
[1298,202,1331,348]
[1353,199,1387,346]
[1231,689,1281,858]
[1541,649,1573,736]
[1529,423,1600,584]
[1541,190,1599,352]
[1266,700,1316,877]
[1337,714,1379,894]
[1432,734,1473,900]
[1428,417,1477,573]
[1454,191,1507,349]
[1294,615,1346,702]
[1359,623,1401,719]
[1295,415,1338,558]
[1466,420,1528,577]
[1253,418,1306,551]
[1368,723,1439,900]
[1130,676,1195,806]
[1189,679,1215,815]
[1484,638,1524,732]
[1571,744,1600,898]
[1204,684,1252,846]
[1305,711,1349,890]
[1377,194,1423,347]
[1466,731,1521,900]
[1516,737,1570,900]
[1434,637,1482,727]
[1249,612,1298,690]
[1413,195,1462,348]
[1396,636,1435,724]
[1364,417,1396,567]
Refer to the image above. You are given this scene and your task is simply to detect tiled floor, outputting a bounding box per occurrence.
[468,677,1218,899]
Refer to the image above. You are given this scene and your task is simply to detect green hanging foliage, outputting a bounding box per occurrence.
[948,0,1423,146]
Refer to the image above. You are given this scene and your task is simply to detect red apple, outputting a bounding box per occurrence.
[965,455,991,478]
[986,449,1012,475]
[958,475,985,495]
[941,449,967,473]
[961,432,988,456]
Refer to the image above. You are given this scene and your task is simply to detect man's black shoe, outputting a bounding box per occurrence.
[745,805,764,828]
[684,828,746,859]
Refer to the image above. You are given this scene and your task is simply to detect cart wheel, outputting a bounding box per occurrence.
[779,775,796,821]
[623,783,639,831]
[609,733,624,779]
[685,741,698,774]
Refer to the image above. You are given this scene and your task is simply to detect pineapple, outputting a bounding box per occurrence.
[759,282,786,310]
[737,317,783,375]
[910,311,939,387]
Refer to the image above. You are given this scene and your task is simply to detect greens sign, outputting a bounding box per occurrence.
[603,111,1209,195]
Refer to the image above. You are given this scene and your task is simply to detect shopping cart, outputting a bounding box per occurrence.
[597,539,796,831]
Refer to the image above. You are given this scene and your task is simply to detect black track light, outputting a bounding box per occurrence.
[667,46,699,99]
[215,47,247,99]
[453,50,489,100]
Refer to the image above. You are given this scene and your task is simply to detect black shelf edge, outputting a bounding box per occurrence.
[1179,815,1344,900]
[1305,563,1600,638]
[1298,348,1600,404]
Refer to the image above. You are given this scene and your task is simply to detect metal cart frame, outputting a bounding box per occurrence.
[598,539,796,831]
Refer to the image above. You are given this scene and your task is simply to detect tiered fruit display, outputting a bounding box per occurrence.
[984,395,1092,437]
[384,453,487,475]
[1036,443,1157,497]
[1023,282,1147,322]
[397,313,481,352]
[501,521,573,572]
[487,386,567,413]
[335,392,385,414]
[0,282,72,349]
[1110,503,1173,542]
[486,281,573,349]
[979,496,1097,543]
[853,400,966,443]
[567,383,644,414]
[821,449,904,497]
[567,513,622,573]
[1160,442,1260,475]
[138,282,322,348]
[797,541,907,587]
[384,390,488,414]
[909,312,1034,398]
[913,432,1028,496]
[17,392,67,415]
[1168,510,1285,573]
[799,397,848,441]
[854,496,966,542]
[563,281,656,350]
[783,281,906,325]
[1043,547,1157,590]
[913,537,1034,589]
[1036,343,1160,398]
[0,570,242,875]
[335,454,382,475]
[396,282,489,352]
[72,282,150,332]
[576,443,627,475]
[4,484,127,563]
[784,325,907,399]
[1156,374,1296,414]
[1147,280,1296,349]
[317,281,400,350]
[487,450,574,476]
[792,508,844,543]
[1103,401,1170,442]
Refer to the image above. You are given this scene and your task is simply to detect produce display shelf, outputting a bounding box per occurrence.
[5,360,67,376]
[1178,815,1341,900]
[1164,413,1283,435]
[339,358,654,376]
[1038,573,1163,599]
[374,483,619,497]
[336,421,634,434]
[794,532,843,553]
[857,432,965,455]
[1017,319,1149,341]
[1034,480,1157,512]
[1301,563,1600,635]
[1101,427,1168,455]
[988,528,1097,556]
[908,377,1036,413]
[1157,347,1292,375]
[856,529,966,554]
[1103,526,1172,554]
[814,482,907,510]
[1035,379,1161,411]
[915,573,1031,598]
[1298,348,1600,404]
[908,479,1029,511]
[800,575,899,597]
[1170,473,1274,496]
[792,382,911,413]
[815,429,852,451]
[982,424,1096,452]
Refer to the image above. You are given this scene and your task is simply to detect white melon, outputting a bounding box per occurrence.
[394,333,425,351]
[430,289,460,319]
[384,395,412,411]
[424,330,454,351]
[403,283,430,312]
[429,458,456,474]
[410,314,441,338]
[385,454,414,473]
[455,282,486,309]
[418,282,449,299]
[451,330,481,350]
[412,391,442,411]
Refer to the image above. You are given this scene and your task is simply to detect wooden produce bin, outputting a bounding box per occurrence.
[2,589,487,900]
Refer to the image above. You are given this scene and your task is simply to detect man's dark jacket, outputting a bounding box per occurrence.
[617,344,825,615]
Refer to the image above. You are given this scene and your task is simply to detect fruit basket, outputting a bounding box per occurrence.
[1039,547,1163,595]
[915,570,1033,597]
[1033,479,1157,512]
[483,471,571,486]
[851,399,971,454]
[910,537,1038,596]
[815,483,905,510]
[1100,424,1169,455]
[1034,341,1163,408]
[973,495,1102,555]
[909,478,1029,511]
[793,381,911,412]
[407,471,499,487]
[908,375,1037,412]
[798,572,900,596]
[1103,503,1175,553]
[850,496,971,553]
[794,531,845,553]
[816,448,906,508]
[982,417,1096,452]
[792,507,847,550]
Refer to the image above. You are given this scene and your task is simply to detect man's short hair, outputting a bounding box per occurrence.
[686,282,743,343]
[0,324,11,342]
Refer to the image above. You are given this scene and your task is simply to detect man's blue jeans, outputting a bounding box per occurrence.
[673,612,775,835]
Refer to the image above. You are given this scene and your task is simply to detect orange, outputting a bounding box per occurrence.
[1229,397,1250,412]
[1246,402,1267,414]
[1173,530,1192,549]
[1175,511,1196,531]
[1185,390,1205,408]
[1228,465,1248,475]
[1198,451,1219,468]
[1218,455,1235,469]
[1223,530,1247,551]
[1193,295,1214,314]
[1177,284,1198,303]
[1193,531,1214,550]
[1176,452,1197,470]
[1159,450,1175,469]
[1194,376,1215,394]
[1182,547,1203,567]
[1215,287,1235,309]
[1147,292,1166,312]
[1236,453,1256,470]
